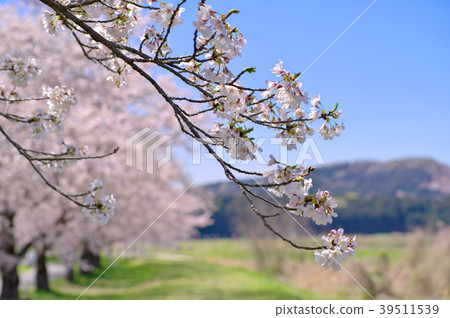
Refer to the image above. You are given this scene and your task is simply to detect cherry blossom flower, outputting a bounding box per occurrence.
[149,2,185,29]
[42,11,64,35]
[210,122,259,160]
[43,85,77,117]
[319,122,345,140]
[82,179,116,225]
[311,94,321,108]
[271,60,286,77]
[0,55,40,87]
[315,229,357,271]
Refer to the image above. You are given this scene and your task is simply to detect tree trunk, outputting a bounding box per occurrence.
[1,266,19,300]
[36,249,50,291]
[91,253,101,268]
[80,244,101,275]
[65,265,74,282]
[0,209,20,300]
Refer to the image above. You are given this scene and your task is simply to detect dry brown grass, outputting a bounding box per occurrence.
[247,228,450,299]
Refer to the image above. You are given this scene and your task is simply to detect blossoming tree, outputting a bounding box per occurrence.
[0,4,212,299]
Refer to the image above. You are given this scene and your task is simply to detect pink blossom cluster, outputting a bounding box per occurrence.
[1,52,115,224]
[41,138,88,173]
[210,122,259,160]
[264,165,338,225]
[43,85,77,117]
[27,85,77,139]
[314,228,357,271]
[0,55,40,87]
[82,179,116,225]
[194,3,246,60]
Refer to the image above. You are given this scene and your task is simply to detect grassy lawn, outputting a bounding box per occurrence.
[21,233,421,300]
[351,233,409,262]
[22,257,314,300]
[180,239,254,261]
[180,233,409,264]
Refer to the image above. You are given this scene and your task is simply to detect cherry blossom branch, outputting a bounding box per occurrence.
[0,125,86,208]
[31,0,357,264]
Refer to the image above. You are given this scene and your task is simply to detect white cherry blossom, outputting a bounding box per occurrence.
[82,179,116,225]
[0,55,40,87]
[43,85,77,117]
[315,229,357,271]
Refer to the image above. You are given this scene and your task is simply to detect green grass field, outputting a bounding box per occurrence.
[21,232,446,300]
[22,257,313,300]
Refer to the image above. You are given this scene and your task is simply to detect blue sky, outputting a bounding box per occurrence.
[166,0,450,183]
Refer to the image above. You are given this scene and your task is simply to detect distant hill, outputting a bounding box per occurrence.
[200,158,450,236]
[309,158,450,198]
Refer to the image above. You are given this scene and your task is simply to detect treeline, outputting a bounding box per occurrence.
[200,158,450,236]
[324,194,450,233]
[200,192,450,237]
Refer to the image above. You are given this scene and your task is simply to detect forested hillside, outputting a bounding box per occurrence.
[201,158,450,236]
